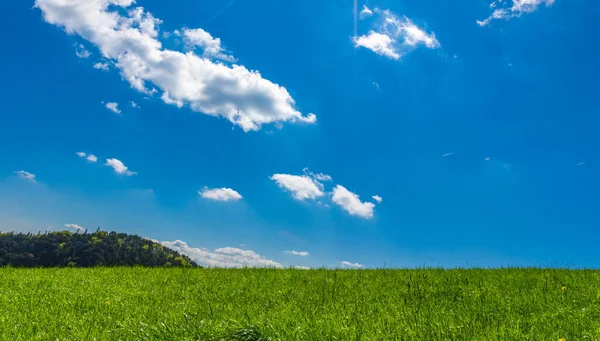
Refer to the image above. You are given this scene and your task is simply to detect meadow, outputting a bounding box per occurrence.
[1,268,599,340]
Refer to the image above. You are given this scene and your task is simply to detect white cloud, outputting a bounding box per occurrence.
[302,168,332,182]
[285,250,309,257]
[477,0,555,26]
[354,32,401,60]
[14,170,36,182]
[372,195,383,203]
[341,261,363,268]
[105,158,136,176]
[130,101,139,108]
[64,223,86,232]
[271,173,325,200]
[35,0,316,132]
[294,265,310,270]
[183,28,235,62]
[354,8,439,60]
[76,152,97,163]
[93,62,109,71]
[199,187,243,202]
[161,240,283,268]
[359,5,373,19]
[332,185,375,219]
[443,152,455,157]
[105,102,121,114]
[75,44,91,58]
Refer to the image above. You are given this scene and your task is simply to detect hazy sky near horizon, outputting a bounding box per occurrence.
[1,0,599,268]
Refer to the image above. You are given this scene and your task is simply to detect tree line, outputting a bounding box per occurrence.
[0,229,198,267]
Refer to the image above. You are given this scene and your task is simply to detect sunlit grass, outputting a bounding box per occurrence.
[1,268,599,340]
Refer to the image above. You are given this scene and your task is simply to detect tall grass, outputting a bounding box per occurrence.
[1,268,599,340]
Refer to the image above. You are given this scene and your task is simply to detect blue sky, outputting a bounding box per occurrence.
[1,0,599,268]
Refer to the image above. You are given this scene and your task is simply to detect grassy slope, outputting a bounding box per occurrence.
[1,268,599,340]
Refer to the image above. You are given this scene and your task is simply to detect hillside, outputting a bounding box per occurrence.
[0,230,197,267]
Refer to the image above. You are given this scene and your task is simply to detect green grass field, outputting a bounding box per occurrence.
[1,268,599,340]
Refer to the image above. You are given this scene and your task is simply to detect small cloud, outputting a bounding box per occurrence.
[285,250,309,257]
[341,261,363,268]
[303,168,332,182]
[76,152,97,163]
[64,223,86,232]
[105,102,121,114]
[14,170,36,182]
[130,101,139,108]
[359,5,373,19]
[105,158,136,176]
[294,265,310,270]
[354,31,401,60]
[485,157,491,161]
[199,187,243,202]
[75,44,91,58]
[271,173,325,200]
[443,152,455,157]
[477,0,554,26]
[372,81,380,90]
[354,8,440,60]
[93,62,109,71]
[372,195,383,203]
[574,162,586,167]
[332,185,375,219]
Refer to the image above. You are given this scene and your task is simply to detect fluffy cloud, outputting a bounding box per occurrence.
[35,0,316,132]
[477,0,555,26]
[271,174,325,200]
[64,223,86,232]
[14,170,36,182]
[354,8,439,60]
[372,195,383,203]
[105,102,121,114]
[93,62,109,71]
[183,28,235,62]
[76,152,97,163]
[105,158,136,176]
[129,101,139,108]
[332,185,375,219]
[355,32,401,60]
[294,265,310,270]
[341,261,363,268]
[161,240,283,268]
[285,250,309,257]
[199,187,243,202]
